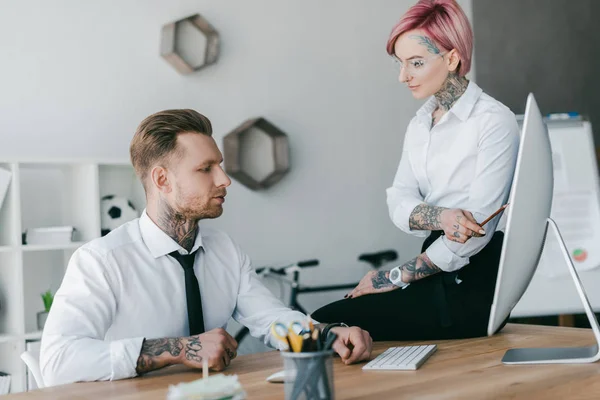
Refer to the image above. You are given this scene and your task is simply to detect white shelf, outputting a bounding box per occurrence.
[21,242,86,252]
[23,332,42,340]
[0,334,18,343]
[0,243,86,252]
[0,159,144,393]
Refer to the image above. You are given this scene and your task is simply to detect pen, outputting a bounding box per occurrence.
[481,203,509,227]
[312,329,321,351]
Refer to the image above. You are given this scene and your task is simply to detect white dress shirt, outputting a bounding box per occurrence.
[386,81,520,272]
[40,210,306,386]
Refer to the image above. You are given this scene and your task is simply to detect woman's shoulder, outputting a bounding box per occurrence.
[472,91,516,121]
[465,91,520,147]
[469,91,519,132]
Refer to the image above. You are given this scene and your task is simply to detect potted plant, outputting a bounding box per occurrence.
[37,289,54,331]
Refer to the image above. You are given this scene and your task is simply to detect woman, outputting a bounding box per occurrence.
[312,0,519,341]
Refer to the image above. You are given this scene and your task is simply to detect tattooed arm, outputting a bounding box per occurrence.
[410,203,485,243]
[136,328,238,375]
[346,252,441,299]
[136,337,184,374]
[398,252,441,283]
[408,203,447,231]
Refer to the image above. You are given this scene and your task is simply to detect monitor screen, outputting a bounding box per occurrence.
[487,93,554,336]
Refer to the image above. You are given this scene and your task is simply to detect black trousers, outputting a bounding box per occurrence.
[312,231,507,341]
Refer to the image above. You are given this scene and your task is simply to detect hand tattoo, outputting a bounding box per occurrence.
[136,338,183,374]
[184,336,203,362]
[400,253,442,283]
[371,271,394,289]
[409,204,447,231]
[453,231,460,238]
[226,348,235,360]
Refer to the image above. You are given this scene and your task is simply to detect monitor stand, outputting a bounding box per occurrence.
[503,217,600,364]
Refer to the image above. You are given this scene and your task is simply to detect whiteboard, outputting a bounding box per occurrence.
[512,118,600,317]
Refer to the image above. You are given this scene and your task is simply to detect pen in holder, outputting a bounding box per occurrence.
[281,349,334,400]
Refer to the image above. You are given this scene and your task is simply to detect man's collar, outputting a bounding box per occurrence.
[139,209,204,258]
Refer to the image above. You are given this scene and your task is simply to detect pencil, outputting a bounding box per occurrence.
[481,203,509,227]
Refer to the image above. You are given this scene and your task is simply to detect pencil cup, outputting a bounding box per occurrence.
[281,350,335,400]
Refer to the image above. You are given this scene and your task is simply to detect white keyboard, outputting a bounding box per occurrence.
[362,344,437,371]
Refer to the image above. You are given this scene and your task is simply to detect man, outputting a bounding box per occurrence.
[40,109,372,386]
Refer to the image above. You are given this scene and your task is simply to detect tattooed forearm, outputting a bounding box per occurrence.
[136,338,184,374]
[409,204,446,231]
[371,271,395,289]
[409,35,440,54]
[157,197,198,251]
[400,252,442,283]
[434,73,469,112]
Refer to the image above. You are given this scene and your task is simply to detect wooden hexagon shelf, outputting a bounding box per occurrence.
[160,14,219,74]
[223,118,290,190]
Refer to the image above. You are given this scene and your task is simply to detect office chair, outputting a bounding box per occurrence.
[20,350,45,389]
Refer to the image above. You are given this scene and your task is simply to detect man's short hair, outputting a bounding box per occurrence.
[130,109,213,190]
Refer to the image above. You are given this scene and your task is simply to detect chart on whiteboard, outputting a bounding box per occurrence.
[536,121,600,278]
[538,190,600,277]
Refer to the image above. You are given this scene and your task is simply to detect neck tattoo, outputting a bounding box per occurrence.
[434,73,469,112]
[157,199,198,252]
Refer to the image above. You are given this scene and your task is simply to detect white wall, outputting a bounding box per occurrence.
[0,0,473,312]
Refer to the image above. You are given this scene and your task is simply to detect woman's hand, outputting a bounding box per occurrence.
[440,208,485,243]
[345,271,399,299]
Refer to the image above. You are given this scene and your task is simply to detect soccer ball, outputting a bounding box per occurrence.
[101,195,139,236]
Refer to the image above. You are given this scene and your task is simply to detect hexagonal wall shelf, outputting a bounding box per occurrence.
[223,118,290,190]
[160,14,219,74]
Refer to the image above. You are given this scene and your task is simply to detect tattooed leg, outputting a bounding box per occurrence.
[409,204,447,231]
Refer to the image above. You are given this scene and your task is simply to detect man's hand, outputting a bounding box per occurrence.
[440,208,485,243]
[179,328,238,372]
[329,326,372,365]
[136,328,238,375]
[345,271,398,299]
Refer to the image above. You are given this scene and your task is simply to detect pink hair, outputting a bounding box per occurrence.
[386,0,473,77]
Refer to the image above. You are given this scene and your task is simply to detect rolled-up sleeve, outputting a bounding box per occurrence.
[386,123,427,238]
[426,113,520,272]
[40,247,144,386]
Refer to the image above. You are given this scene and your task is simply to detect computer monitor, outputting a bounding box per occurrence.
[487,93,554,336]
[488,93,600,364]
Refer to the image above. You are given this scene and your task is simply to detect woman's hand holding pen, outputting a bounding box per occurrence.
[440,208,485,243]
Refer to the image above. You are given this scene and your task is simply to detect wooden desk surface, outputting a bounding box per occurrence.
[7,324,600,399]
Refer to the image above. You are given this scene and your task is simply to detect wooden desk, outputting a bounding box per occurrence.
[6,324,600,399]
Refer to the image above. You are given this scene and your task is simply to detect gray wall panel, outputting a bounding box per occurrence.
[473,0,600,141]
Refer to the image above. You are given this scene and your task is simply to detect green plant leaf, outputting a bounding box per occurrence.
[41,290,54,312]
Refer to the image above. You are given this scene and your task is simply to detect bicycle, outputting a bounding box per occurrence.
[233,249,398,346]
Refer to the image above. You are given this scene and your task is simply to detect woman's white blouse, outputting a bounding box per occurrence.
[386,81,520,272]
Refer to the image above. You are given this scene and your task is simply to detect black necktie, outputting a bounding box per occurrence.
[169,250,205,335]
